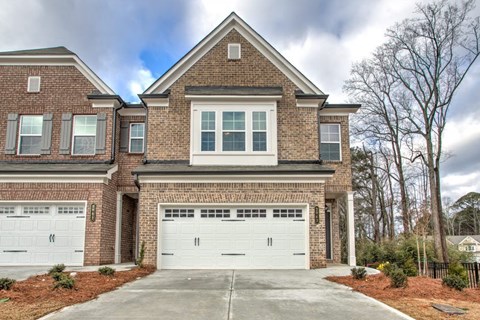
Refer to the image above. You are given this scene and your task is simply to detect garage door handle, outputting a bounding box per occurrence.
[198,237,200,246]
[194,237,197,246]
[52,234,55,242]
[3,250,27,253]
[221,253,245,256]
[49,234,52,242]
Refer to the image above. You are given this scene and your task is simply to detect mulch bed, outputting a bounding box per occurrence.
[327,273,480,320]
[0,266,155,320]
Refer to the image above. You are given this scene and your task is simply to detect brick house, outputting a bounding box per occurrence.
[0,13,358,269]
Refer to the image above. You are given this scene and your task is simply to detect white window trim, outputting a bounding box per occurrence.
[129,123,145,153]
[17,115,43,155]
[320,123,342,162]
[228,43,241,60]
[72,115,97,156]
[27,76,41,93]
[190,101,277,166]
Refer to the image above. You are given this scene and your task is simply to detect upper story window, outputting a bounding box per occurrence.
[27,76,41,93]
[466,244,476,252]
[191,102,277,166]
[228,43,241,60]
[320,123,341,161]
[129,123,145,153]
[72,115,97,155]
[18,115,43,155]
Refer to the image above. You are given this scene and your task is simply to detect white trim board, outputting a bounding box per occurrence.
[144,13,323,95]
[138,174,331,184]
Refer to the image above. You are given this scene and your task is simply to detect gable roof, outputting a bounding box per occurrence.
[0,46,115,95]
[0,46,75,56]
[144,12,324,95]
[447,235,480,245]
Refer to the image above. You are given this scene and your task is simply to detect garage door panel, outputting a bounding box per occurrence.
[160,207,306,269]
[19,221,35,231]
[0,203,86,266]
[1,221,15,231]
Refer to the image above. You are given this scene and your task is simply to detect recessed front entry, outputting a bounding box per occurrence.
[158,206,307,269]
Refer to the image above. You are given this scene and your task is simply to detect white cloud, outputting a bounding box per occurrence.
[128,67,156,101]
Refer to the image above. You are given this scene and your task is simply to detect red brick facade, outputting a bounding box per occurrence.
[0,17,354,268]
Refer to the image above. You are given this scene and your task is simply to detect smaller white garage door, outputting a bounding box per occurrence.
[160,206,307,269]
[0,203,86,266]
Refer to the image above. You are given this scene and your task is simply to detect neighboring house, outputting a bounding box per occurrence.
[447,235,480,263]
[0,13,359,269]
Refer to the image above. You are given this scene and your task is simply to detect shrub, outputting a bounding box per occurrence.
[400,258,418,277]
[443,274,468,291]
[442,262,469,290]
[137,241,146,268]
[389,268,408,288]
[0,278,16,290]
[51,272,63,281]
[98,266,115,276]
[377,261,390,273]
[351,267,367,280]
[53,274,75,289]
[382,262,398,277]
[48,264,66,274]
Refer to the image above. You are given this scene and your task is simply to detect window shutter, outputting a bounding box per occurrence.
[59,113,73,154]
[95,112,107,154]
[40,113,53,154]
[27,76,41,92]
[5,113,18,155]
[119,120,130,153]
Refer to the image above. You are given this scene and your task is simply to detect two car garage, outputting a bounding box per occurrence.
[159,206,308,269]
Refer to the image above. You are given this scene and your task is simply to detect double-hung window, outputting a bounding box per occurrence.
[320,123,341,161]
[129,123,145,153]
[222,111,246,151]
[18,115,43,155]
[201,112,216,151]
[72,115,97,155]
[252,111,267,151]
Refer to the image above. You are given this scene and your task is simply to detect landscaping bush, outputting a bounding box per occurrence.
[443,274,468,291]
[98,266,116,276]
[351,267,367,280]
[53,274,75,289]
[400,258,418,277]
[51,272,64,281]
[0,278,16,290]
[389,268,408,288]
[442,262,469,291]
[137,241,146,268]
[48,264,66,274]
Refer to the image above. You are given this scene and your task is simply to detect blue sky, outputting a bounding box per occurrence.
[0,0,479,200]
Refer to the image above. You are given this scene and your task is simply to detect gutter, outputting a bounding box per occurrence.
[318,99,328,163]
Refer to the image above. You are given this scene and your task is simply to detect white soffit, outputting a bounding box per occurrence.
[0,55,115,95]
[144,13,323,95]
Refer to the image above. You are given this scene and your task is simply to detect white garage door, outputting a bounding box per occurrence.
[160,207,307,269]
[0,203,86,266]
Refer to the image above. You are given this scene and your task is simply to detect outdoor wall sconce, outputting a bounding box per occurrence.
[314,206,320,224]
[90,203,97,222]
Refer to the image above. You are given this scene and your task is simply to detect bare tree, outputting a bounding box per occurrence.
[348,0,479,262]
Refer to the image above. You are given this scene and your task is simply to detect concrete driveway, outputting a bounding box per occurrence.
[42,268,412,320]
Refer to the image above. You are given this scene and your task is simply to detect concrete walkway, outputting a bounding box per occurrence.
[0,263,136,281]
[42,268,413,320]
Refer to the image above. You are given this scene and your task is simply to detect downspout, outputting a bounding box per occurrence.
[133,173,141,191]
[141,102,148,164]
[318,101,327,164]
[109,101,122,164]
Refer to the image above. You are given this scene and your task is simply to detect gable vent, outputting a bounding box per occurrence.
[27,76,41,93]
[228,43,241,60]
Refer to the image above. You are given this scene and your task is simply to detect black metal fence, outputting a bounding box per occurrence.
[428,262,479,288]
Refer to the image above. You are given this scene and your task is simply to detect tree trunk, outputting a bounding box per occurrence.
[427,136,449,262]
